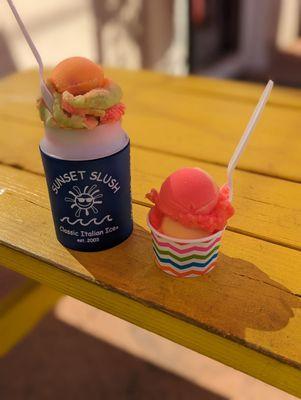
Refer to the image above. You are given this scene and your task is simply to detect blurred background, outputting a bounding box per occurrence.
[0,0,300,399]
[1,0,301,86]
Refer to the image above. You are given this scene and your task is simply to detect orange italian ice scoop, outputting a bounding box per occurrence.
[146,167,234,239]
[48,56,105,95]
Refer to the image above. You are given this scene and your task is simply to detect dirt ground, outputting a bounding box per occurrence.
[0,312,227,400]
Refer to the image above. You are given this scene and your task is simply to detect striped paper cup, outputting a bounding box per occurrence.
[147,215,224,278]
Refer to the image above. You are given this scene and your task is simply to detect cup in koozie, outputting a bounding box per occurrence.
[147,215,224,278]
[40,122,133,251]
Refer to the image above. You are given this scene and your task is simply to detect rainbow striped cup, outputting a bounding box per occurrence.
[147,216,224,278]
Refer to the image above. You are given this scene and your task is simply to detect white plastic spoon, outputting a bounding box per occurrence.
[6,0,53,111]
[227,80,274,200]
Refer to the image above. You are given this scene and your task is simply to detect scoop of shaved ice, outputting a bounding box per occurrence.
[101,103,125,124]
[38,93,99,130]
[37,58,125,130]
[62,80,122,111]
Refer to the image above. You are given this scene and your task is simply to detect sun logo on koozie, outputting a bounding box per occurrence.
[65,185,103,217]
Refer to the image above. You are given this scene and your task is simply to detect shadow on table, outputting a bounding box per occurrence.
[68,222,301,340]
[212,252,301,337]
[0,313,227,400]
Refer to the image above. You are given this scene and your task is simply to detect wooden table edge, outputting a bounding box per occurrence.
[1,243,300,397]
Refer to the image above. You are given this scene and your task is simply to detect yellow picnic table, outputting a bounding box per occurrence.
[0,69,300,397]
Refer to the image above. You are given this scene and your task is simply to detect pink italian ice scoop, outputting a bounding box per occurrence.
[146,167,234,239]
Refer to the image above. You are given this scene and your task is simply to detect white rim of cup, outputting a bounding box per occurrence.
[146,212,225,244]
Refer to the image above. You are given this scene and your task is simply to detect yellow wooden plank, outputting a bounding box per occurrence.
[110,68,301,109]
[0,164,300,370]
[1,67,301,108]
[0,245,300,398]
[0,69,301,181]
[0,133,300,252]
[0,279,61,356]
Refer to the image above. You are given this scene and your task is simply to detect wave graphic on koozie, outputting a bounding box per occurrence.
[60,215,113,226]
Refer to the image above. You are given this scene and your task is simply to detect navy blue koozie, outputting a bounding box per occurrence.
[40,142,133,251]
